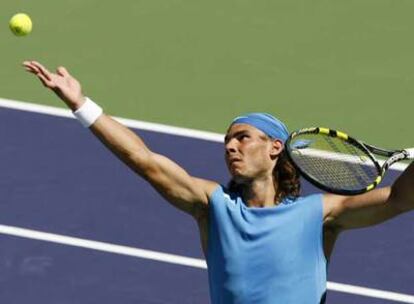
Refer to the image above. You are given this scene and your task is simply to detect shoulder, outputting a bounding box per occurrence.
[190,178,219,221]
[192,182,241,222]
[206,183,234,201]
[193,178,220,198]
[321,193,346,225]
[292,193,324,207]
[206,183,243,209]
[296,193,325,215]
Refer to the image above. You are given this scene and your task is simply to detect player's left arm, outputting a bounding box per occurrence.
[324,162,414,230]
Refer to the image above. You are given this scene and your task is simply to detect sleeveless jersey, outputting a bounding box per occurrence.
[207,185,327,304]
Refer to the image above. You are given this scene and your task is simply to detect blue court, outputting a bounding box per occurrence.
[0,103,413,303]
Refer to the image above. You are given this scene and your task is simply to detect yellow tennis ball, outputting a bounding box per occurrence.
[9,13,33,36]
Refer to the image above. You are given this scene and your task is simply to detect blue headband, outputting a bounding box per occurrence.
[230,113,289,142]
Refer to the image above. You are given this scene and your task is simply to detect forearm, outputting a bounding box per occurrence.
[23,61,214,210]
[327,187,397,230]
[89,111,215,213]
[390,162,414,212]
[89,113,152,174]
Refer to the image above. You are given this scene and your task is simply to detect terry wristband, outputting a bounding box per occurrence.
[73,97,103,128]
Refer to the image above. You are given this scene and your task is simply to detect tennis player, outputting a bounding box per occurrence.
[23,60,414,304]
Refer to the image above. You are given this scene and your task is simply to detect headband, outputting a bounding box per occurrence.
[231,113,289,142]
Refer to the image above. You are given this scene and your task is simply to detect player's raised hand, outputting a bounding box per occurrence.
[23,60,85,111]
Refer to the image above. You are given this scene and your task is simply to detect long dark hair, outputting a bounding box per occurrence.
[273,149,301,200]
[228,149,301,201]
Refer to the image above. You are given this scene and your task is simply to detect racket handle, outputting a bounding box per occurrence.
[404,148,414,159]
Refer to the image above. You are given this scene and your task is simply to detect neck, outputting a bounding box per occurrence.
[240,175,279,207]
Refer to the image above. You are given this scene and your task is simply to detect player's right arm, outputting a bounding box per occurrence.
[23,60,218,217]
[91,114,218,216]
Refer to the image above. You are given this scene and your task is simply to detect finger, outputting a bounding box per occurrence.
[24,63,40,74]
[25,67,41,76]
[22,60,34,67]
[22,61,37,71]
[37,73,55,89]
[25,67,39,74]
[56,66,70,77]
[30,61,53,81]
[23,61,55,88]
[22,61,32,67]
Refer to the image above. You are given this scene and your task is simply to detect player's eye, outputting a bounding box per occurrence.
[238,134,249,141]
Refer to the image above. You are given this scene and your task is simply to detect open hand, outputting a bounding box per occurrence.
[23,61,85,111]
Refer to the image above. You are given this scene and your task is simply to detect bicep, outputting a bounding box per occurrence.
[139,152,217,216]
[89,115,217,215]
[324,187,402,230]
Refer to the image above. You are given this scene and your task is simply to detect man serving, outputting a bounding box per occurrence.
[23,61,414,304]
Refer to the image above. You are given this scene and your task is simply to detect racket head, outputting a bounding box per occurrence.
[286,127,383,195]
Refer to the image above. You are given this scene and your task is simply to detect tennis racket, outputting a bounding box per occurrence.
[285,127,414,195]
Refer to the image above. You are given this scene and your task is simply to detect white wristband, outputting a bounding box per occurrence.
[405,148,414,160]
[73,97,103,128]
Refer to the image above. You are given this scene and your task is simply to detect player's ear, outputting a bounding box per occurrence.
[270,139,284,158]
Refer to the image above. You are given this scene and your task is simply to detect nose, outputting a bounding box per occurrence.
[225,138,237,155]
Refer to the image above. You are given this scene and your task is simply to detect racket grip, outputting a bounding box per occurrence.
[404,148,414,159]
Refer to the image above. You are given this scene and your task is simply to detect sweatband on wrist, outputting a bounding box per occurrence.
[73,97,103,128]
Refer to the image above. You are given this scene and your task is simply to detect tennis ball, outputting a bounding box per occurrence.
[9,13,33,36]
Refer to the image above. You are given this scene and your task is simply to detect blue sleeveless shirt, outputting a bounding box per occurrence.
[207,185,327,304]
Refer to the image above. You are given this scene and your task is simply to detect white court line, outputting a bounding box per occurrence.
[327,282,414,303]
[292,147,409,171]
[0,97,408,171]
[1,97,413,302]
[0,224,207,269]
[0,224,413,303]
[0,97,224,142]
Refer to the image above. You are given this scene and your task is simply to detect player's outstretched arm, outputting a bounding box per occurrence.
[324,162,414,230]
[23,61,218,217]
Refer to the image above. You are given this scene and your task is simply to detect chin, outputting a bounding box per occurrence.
[230,172,251,184]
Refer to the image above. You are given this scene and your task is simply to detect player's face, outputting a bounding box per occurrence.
[224,124,282,182]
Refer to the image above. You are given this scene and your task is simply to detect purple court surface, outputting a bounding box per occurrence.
[0,104,413,303]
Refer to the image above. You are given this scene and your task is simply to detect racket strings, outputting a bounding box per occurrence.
[324,137,371,187]
[289,134,380,191]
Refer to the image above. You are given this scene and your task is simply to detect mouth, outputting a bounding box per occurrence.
[228,158,242,167]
